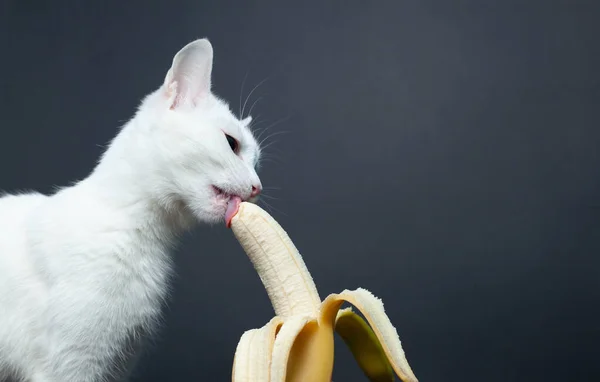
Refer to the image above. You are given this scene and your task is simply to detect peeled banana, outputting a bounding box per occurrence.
[229,202,419,382]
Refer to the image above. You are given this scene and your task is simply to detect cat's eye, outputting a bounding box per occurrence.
[225,134,239,154]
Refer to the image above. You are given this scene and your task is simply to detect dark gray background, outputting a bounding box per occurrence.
[1,1,599,381]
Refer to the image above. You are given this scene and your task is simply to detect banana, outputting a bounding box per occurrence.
[230,202,419,382]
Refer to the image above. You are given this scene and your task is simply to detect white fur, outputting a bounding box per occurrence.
[0,39,262,382]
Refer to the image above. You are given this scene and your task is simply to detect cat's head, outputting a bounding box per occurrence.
[136,39,263,226]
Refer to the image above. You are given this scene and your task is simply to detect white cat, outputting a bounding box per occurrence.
[0,38,263,382]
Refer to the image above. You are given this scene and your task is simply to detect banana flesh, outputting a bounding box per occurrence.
[230,202,419,382]
[230,203,320,318]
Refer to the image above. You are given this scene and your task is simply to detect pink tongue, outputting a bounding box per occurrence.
[225,196,242,228]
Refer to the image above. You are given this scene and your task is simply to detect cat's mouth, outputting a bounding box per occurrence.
[212,186,242,227]
[212,185,230,199]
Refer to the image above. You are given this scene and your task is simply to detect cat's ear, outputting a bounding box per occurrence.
[163,38,213,110]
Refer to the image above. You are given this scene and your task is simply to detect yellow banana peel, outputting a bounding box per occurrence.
[230,202,419,382]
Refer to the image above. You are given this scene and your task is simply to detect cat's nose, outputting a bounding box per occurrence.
[250,185,262,198]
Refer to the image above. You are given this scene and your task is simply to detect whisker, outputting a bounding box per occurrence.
[258,129,290,148]
[259,131,284,150]
[259,199,275,215]
[260,116,291,134]
[258,149,282,160]
[247,96,263,118]
[260,139,283,152]
[258,157,282,166]
[259,199,288,217]
[242,76,271,119]
[254,126,272,142]
[255,122,291,145]
[239,71,249,119]
[250,117,265,133]
[263,147,283,155]
[253,114,290,140]
[257,149,282,167]
[259,193,280,200]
